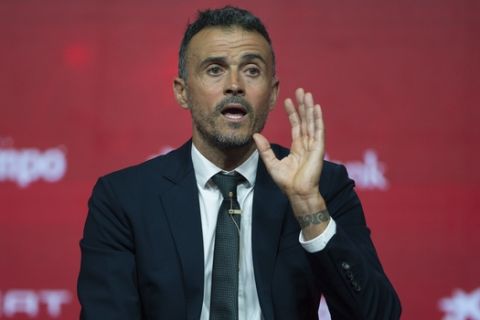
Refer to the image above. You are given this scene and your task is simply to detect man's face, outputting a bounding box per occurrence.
[175,26,279,151]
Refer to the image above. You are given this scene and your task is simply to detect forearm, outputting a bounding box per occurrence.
[288,191,330,240]
[305,164,401,319]
[78,178,141,319]
[308,227,401,319]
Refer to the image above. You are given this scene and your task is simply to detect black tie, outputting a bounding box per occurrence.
[210,172,243,320]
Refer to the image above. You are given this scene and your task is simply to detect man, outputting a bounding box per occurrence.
[78,6,401,320]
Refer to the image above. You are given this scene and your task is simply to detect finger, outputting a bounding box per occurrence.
[295,87,305,105]
[305,92,315,140]
[295,88,307,138]
[284,98,301,141]
[295,88,305,104]
[253,133,279,169]
[313,104,325,147]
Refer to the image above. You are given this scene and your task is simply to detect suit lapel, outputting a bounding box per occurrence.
[157,142,290,320]
[157,142,204,319]
[252,156,290,320]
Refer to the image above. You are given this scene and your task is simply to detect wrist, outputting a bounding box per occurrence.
[288,191,326,216]
[297,209,330,240]
[288,191,330,240]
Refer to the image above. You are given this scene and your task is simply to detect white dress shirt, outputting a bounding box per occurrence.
[191,144,336,320]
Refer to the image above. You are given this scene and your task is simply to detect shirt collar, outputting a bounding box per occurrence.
[191,143,258,189]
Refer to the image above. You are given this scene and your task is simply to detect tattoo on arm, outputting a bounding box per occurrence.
[296,209,330,228]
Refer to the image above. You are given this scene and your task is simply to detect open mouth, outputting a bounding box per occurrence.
[221,104,247,121]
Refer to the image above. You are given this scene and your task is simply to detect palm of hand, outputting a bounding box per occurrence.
[253,88,325,199]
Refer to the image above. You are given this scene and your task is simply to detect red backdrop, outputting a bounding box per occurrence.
[1,1,479,319]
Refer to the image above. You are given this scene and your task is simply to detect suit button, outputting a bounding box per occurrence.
[341,262,351,270]
[352,281,362,292]
[346,270,354,280]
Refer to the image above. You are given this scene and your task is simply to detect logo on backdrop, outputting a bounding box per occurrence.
[326,149,388,190]
[439,287,480,320]
[148,146,388,191]
[0,289,72,318]
[0,137,67,188]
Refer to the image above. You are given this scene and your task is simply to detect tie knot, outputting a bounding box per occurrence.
[211,172,243,199]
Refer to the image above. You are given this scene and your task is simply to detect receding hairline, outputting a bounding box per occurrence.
[181,25,276,77]
[178,6,276,79]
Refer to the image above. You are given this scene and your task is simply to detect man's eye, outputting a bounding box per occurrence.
[245,67,260,77]
[207,66,223,76]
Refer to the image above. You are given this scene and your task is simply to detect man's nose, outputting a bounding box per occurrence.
[224,70,245,96]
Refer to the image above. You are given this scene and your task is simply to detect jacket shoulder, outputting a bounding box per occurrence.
[98,141,192,189]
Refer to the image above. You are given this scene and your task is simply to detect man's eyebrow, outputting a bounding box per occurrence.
[199,54,267,68]
[199,56,227,68]
[240,53,266,65]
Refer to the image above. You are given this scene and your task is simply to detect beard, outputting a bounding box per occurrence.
[189,95,269,150]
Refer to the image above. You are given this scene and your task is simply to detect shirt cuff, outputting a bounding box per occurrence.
[299,218,337,253]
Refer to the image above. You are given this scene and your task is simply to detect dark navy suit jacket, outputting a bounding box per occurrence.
[78,140,401,319]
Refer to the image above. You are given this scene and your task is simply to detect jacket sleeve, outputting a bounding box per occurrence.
[308,163,401,319]
[77,177,142,320]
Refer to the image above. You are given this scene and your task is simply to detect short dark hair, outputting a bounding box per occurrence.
[178,6,275,79]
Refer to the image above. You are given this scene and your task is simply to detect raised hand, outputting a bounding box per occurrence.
[253,88,329,238]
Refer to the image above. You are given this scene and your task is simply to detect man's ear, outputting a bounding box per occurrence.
[173,77,189,109]
[269,78,280,110]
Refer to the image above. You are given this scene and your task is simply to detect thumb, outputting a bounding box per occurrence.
[253,133,278,169]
